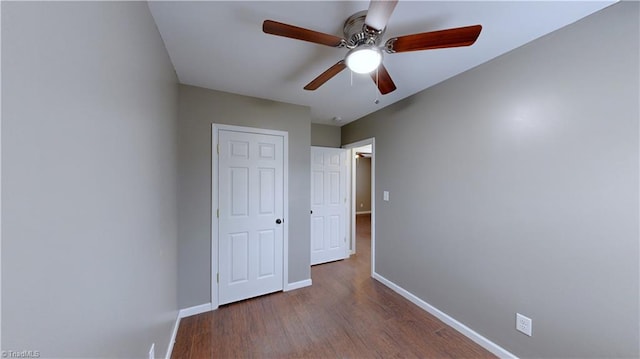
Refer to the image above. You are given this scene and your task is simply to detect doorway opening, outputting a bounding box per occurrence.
[343,138,375,276]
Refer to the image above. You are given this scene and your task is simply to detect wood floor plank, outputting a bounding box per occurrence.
[172,214,496,358]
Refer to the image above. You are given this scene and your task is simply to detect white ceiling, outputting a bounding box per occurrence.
[148,1,615,126]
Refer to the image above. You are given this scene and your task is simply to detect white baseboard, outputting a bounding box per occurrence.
[372,272,517,359]
[284,279,312,291]
[179,302,213,318]
[166,303,214,359]
[356,210,371,215]
[165,312,180,359]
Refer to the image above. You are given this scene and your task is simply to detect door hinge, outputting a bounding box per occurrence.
[217,209,219,218]
[216,273,219,283]
[217,144,220,154]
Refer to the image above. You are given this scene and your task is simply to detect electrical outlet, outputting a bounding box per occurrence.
[516,313,532,336]
[383,191,389,201]
[360,203,363,208]
[148,343,155,359]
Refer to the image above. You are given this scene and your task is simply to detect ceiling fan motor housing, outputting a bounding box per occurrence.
[343,11,385,49]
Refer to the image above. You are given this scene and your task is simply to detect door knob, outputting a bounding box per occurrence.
[276,219,282,224]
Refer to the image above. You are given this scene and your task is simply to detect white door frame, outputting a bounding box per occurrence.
[342,138,375,277]
[211,123,289,309]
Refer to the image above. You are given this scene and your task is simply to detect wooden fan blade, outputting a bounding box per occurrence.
[389,25,482,53]
[263,20,344,47]
[370,63,396,95]
[365,0,398,31]
[304,60,347,91]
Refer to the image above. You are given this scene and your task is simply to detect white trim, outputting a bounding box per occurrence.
[211,125,219,309]
[370,139,376,277]
[165,313,180,359]
[283,133,290,296]
[211,124,289,309]
[284,279,312,292]
[165,303,215,359]
[342,138,375,275]
[349,149,356,254]
[372,272,518,359]
[179,302,214,318]
[355,210,371,215]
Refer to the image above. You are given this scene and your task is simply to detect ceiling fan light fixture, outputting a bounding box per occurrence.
[262,2,482,94]
[345,46,382,74]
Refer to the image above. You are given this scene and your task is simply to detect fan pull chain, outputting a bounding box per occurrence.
[350,70,353,87]
[374,67,380,104]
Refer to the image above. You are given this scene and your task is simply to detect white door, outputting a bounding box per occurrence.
[310,147,348,265]
[217,128,285,305]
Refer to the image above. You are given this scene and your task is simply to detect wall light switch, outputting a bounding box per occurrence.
[383,191,389,201]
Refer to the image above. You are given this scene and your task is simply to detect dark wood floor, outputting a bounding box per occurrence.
[172,214,495,358]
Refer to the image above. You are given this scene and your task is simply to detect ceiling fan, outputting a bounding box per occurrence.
[262,0,482,95]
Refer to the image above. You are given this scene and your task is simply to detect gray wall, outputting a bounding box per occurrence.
[311,123,341,148]
[356,157,371,212]
[342,3,639,358]
[2,2,178,358]
[178,84,311,309]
